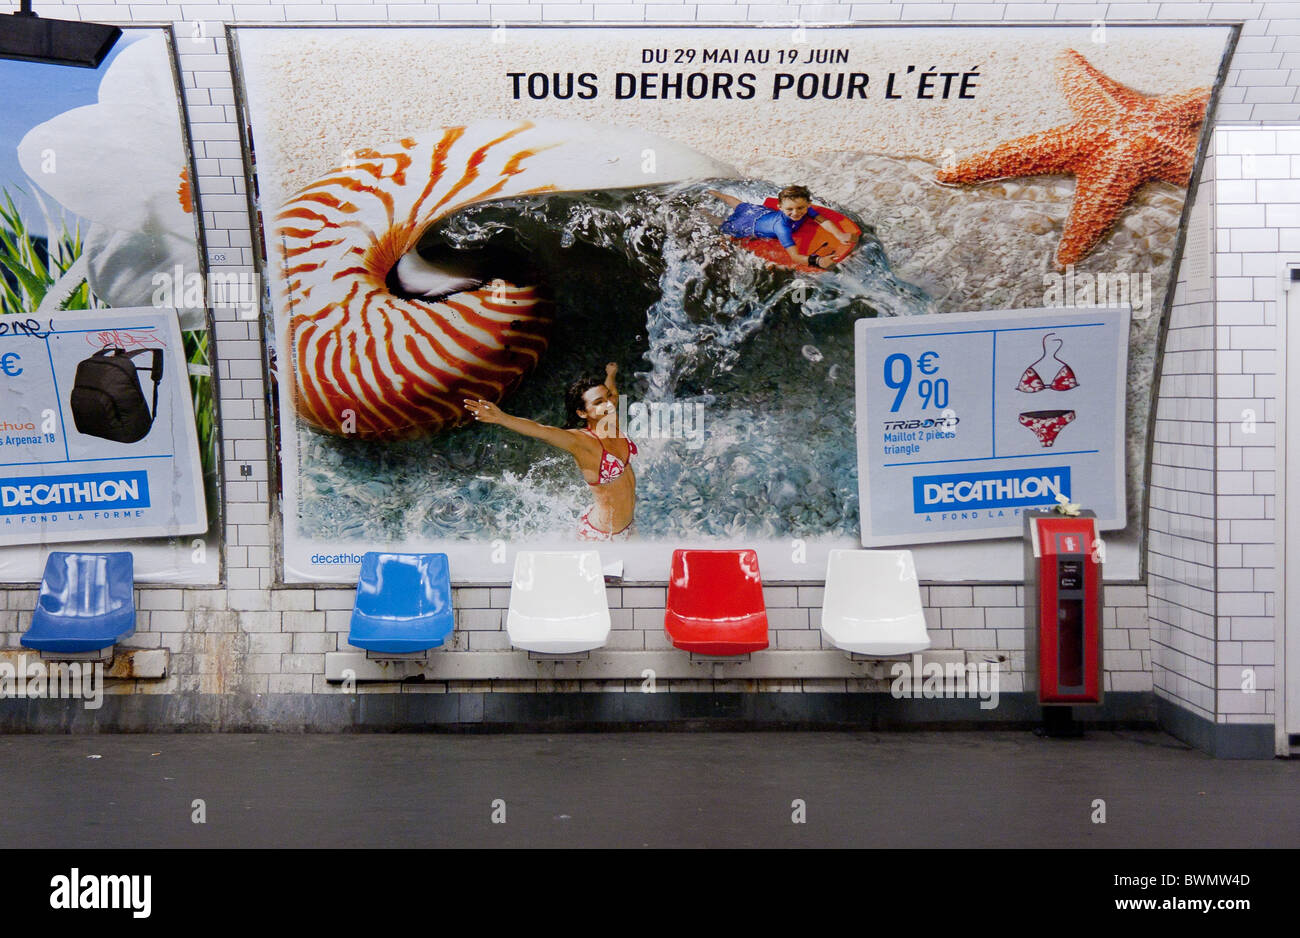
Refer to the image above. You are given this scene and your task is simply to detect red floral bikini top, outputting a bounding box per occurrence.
[581,429,636,486]
[1016,362,1079,393]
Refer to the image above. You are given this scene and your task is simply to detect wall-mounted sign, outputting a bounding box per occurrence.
[232,23,1229,582]
[0,307,207,546]
[855,307,1129,545]
[0,29,218,582]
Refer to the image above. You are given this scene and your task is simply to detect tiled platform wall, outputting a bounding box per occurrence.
[1208,126,1297,734]
[1148,190,1219,722]
[0,581,1152,696]
[1149,124,1298,751]
[1,2,1298,744]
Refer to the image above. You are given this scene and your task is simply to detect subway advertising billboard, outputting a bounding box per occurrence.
[0,29,219,583]
[231,23,1234,583]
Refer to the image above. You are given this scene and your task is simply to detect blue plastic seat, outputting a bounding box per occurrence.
[22,552,136,654]
[348,552,454,654]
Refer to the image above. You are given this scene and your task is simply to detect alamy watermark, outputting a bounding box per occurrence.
[889,654,1000,710]
[49,869,150,918]
[1043,264,1153,319]
[596,395,706,450]
[0,655,103,709]
[151,265,260,319]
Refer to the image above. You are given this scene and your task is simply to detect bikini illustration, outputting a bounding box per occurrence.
[1016,333,1079,393]
[1016,333,1078,448]
[1017,410,1077,448]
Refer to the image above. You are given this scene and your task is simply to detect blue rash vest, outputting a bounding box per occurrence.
[720,202,821,248]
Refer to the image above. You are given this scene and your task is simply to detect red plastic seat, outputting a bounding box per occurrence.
[664,549,769,655]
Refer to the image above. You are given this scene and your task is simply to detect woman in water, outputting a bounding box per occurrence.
[463,363,637,541]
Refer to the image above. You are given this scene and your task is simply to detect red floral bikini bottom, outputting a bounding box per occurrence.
[1017,410,1076,448]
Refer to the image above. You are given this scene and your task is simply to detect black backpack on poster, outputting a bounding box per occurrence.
[69,346,164,444]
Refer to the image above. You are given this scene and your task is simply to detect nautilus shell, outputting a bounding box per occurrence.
[274,119,731,440]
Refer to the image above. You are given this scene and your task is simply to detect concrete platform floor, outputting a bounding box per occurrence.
[0,730,1295,848]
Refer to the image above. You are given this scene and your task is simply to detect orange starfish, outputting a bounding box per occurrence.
[935,49,1210,269]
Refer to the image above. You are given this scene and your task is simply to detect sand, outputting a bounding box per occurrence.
[235,25,1229,211]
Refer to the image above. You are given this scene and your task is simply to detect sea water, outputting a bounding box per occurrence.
[288,154,1178,543]
[290,174,929,542]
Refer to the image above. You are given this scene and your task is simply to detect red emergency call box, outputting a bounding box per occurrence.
[1023,510,1103,706]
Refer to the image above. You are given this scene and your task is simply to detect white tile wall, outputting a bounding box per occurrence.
[1210,125,1295,725]
[3,1,1297,703]
[1151,124,1297,727]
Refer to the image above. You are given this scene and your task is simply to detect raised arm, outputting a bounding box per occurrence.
[463,399,581,453]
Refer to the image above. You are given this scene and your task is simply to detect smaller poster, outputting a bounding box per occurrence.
[855,307,1129,546]
[0,306,207,546]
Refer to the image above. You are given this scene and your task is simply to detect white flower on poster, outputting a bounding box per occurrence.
[17,33,201,320]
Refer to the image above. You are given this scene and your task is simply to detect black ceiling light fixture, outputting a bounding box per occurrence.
[0,0,121,68]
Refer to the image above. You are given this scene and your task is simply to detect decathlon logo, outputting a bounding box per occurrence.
[0,471,150,514]
[913,466,1070,512]
[49,869,151,918]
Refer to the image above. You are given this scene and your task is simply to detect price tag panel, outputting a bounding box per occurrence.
[854,307,1129,546]
[0,308,207,547]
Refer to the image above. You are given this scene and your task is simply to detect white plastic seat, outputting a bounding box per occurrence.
[506,550,611,654]
[820,549,931,655]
